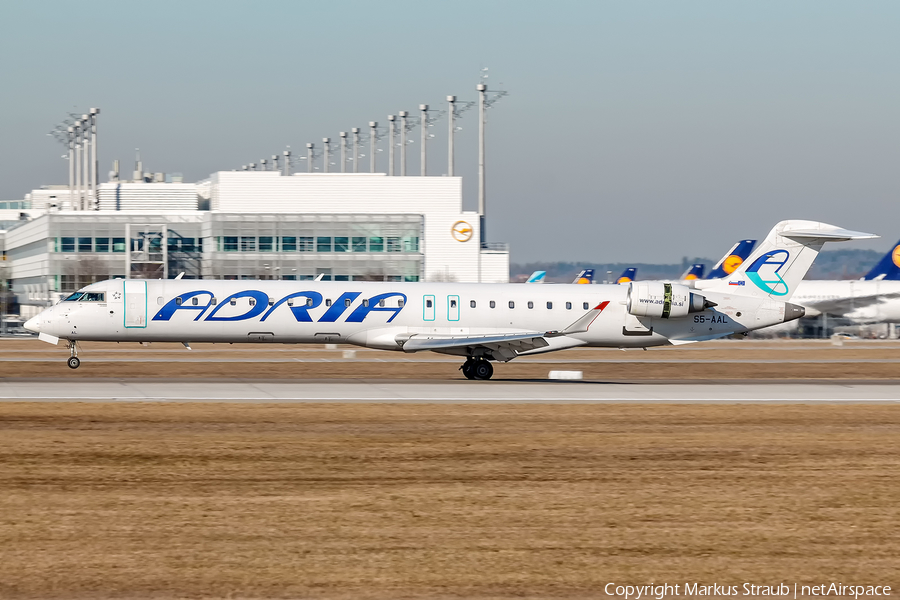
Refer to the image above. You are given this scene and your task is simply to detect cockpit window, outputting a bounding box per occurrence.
[62,291,105,302]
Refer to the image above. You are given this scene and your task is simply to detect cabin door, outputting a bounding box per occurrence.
[124,280,147,328]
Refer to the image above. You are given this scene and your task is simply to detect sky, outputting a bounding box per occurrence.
[1,1,899,263]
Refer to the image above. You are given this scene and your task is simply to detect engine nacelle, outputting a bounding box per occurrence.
[627,282,712,319]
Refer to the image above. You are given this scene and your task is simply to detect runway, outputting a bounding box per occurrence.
[2,380,900,403]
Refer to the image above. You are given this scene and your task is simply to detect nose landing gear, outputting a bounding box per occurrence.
[66,341,80,369]
[460,358,494,380]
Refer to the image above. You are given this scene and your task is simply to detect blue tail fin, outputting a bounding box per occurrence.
[573,269,595,284]
[615,268,636,284]
[707,239,756,279]
[681,263,705,281]
[525,270,547,283]
[863,240,900,280]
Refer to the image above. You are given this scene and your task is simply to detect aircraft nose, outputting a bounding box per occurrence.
[24,316,41,333]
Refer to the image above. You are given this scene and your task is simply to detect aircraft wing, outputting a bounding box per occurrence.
[400,332,550,361]
[804,292,900,316]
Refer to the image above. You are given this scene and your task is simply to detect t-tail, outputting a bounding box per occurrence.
[525,270,547,284]
[615,268,636,284]
[573,269,594,284]
[680,263,705,281]
[863,239,900,281]
[707,239,756,279]
[696,221,876,300]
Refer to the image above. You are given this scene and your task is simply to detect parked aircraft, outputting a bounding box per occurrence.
[707,239,757,279]
[525,271,546,283]
[862,239,900,281]
[573,269,594,284]
[615,268,636,284]
[25,221,872,379]
[681,264,705,281]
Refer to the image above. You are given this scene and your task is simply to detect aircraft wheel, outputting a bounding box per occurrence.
[473,360,493,380]
[67,357,81,370]
[461,360,476,380]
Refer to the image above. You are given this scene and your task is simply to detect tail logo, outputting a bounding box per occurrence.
[616,276,632,284]
[892,245,900,268]
[745,250,790,296]
[722,255,744,274]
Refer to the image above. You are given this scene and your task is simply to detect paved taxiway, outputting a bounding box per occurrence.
[2,380,900,402]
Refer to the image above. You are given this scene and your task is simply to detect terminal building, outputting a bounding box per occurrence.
[1,171,510,319]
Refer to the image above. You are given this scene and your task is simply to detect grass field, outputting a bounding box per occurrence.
[1,402,898,598]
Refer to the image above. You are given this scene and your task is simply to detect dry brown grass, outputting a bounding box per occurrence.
[0,402,898,599]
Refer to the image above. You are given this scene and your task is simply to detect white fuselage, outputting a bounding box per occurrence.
[28,279,796,356]
[790,280,900,323]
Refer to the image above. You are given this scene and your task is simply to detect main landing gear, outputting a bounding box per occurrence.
[67,341,80,369]
[461,358,493,380]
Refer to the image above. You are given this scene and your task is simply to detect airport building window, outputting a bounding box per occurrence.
[403,236,419,252]
[299,237,314,252]
[386,237,401,253]
[95,238,110,253]
[317,237,332,252]
[335,275,349,281]
[334,237,349,252]
[240,236,256,252]
[61,237,76,252]
[78,237,92,252]
[223,236,238,252]
[352,236,367,252]
[404,275,419,282]
[281,236,297,252]
[259,236,274,252]
[369,236,384,252]
[112,238,126,252]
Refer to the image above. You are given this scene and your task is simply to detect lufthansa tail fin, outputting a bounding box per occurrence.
[615,268,636,284]
[573,269,595,284]
[680,264,705,281]
[526,271,547,284]
[707,239,756,279]
[863,240,900,281]
[695,221,876,301]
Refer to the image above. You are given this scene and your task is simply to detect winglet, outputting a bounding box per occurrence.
[548,300,610,336]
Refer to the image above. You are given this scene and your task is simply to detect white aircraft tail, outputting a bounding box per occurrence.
[696,220,876,301]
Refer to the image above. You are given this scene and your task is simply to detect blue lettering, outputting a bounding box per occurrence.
[151,291,215,321]
[204,290,269,322]
[346,292,407,323]
[260,291,323,322]
[317,292,361,322]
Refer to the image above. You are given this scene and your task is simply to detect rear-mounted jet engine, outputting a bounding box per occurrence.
[627,282,716,319]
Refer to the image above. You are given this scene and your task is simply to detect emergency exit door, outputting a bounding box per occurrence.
[448,295,460,321]
[124,280,147,328]
[423,295,435,321]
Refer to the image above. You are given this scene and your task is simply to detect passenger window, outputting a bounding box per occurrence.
[490,301,496,308]
[287,299,294,307]
[345,298,352,307]
[450,299,457,308]
[211,298,217,305]
[325,299,332,307]
[583,302,589,310]
[547,301,553,309]
[527,301,534,309]
[176,297,183,306]
[268,298,275,306]
[509,301,515,309]
[379,299,385,307]
[307,297,314,307]
[470,300,476,308]
[230,299,237,306]
[566,302,572,310]
[426,299,433,308]
[192,297,198,306]
[157,296,164,306]
[363,299,369,307]
[249,298,256,306]
[398,300,404,307]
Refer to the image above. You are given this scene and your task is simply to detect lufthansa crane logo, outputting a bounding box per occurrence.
[722,254,745,274]
[892,245,900,268]
[452,221,473,242]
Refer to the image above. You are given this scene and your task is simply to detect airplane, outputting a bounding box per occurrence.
[706,239,756,279]
[615,268,636,284]
[525,271,547,283]
[862,238,900,281]
[681,264,705,281]
[25,220,873,380]
[573,269,594,284]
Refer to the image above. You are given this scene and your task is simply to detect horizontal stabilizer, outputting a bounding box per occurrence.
[781,226,877,241]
